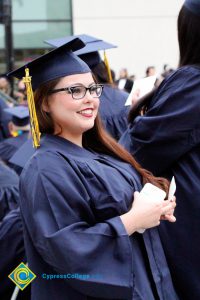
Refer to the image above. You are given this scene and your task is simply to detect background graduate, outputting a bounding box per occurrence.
[0,106,30,175]
[0,161,19,221]
[0,208,29,300]
[0,161,30,299]
[9,37,177,300]
[119,0,200,299]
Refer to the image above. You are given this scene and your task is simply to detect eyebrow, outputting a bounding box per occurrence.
[66,82,96,88]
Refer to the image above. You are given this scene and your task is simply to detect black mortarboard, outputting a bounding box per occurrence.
[45,34,116,67]
[184,0,200,16]
[4,106,29,127]
[45,34,116,82]
[7,38,91,148]
[8,38,91,91]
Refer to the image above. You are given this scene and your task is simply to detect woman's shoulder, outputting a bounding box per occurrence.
[153,65,200,102]
[20,149,70,180]
[19,149,84,195]
[162,65,200,85]
[21,144,99,182]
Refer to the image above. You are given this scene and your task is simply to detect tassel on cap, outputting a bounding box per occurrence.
[23,68,41,148]
[104,51,113,84]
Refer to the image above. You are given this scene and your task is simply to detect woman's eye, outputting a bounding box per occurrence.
[90,86,97,93]
[71,87,82,94]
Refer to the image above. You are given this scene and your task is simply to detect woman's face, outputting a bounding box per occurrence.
[45,72,100,143]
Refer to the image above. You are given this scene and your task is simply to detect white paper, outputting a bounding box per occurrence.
[137,178,176,234]
[168,176,176,200]
[125,75,157,106]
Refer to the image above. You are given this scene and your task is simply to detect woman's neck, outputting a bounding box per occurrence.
[57,131,83,147]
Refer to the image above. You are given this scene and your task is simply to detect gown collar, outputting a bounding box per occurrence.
[40,134,98,160]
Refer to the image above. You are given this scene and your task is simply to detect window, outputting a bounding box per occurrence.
[0,0,73,73]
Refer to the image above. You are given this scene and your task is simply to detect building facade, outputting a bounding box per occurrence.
[0,0,184,78]
[72,0,184,78]
[0,0,73,72]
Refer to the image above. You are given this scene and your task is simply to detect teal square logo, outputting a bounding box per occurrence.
[8,262,36,290]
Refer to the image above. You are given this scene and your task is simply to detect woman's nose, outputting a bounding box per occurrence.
[82,90,95,102]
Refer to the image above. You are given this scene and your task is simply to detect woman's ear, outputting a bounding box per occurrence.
[8,121,14,135]
[42,101,50,113]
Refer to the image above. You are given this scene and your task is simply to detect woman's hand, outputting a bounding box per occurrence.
[130,191,166,230]
[160,196,176,222]
[120,192,176,236]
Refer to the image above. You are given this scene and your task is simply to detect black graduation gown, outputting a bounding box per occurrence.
[0,162,19,221]
[19,134,177,300]
[99,85,129,140]
[119,65,200,300]
[0,98,11,141]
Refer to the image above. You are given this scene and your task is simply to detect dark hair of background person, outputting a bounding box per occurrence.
[34,78,169,192]
[129,5,200,123]
[92,61,115,84]
[178,6,200,67]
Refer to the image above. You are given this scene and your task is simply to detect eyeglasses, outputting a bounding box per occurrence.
[50,84,104,100]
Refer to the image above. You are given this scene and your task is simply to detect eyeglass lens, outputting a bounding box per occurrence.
[71,85,102,99]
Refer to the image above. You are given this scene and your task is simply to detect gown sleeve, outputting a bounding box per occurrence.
[19,151,133,299]
[128,68,200,175]
[0,163,19,221]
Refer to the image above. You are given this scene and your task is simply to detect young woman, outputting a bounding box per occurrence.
[46,34,130,141]
[9,38,177,300]
[120,1,200,299]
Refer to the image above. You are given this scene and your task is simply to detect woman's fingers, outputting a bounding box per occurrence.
[160,214,176,222]
[161,201,176,215]
[160,199,176,222]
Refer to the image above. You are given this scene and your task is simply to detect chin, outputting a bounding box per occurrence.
[82,122,95,133]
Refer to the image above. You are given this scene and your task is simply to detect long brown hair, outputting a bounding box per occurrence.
[34,77,169,193]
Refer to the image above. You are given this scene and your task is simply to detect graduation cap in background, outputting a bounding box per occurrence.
[184,0,200,16]
[7,38,90,148]
[44,34,117,83]
[4,106,30,127]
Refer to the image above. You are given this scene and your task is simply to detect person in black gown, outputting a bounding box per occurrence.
[8,37,177,300]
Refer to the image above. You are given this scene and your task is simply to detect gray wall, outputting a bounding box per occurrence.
[72,0,184,78]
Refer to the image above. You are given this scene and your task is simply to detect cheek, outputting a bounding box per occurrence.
[95,98,100,110]
[50,98,78,115]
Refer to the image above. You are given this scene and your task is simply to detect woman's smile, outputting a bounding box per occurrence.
[77,108,94,118]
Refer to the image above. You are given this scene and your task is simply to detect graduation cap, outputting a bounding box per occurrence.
[4,106,29,127]
[184,0,200,16]
[45,34,117,83]
[7,38,91,148]
[8,38,90,91]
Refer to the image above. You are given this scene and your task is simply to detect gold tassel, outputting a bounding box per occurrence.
[23,68,41,148]
[104,51,113,84]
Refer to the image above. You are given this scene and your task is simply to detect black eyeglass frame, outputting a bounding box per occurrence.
[49,84,104,100]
